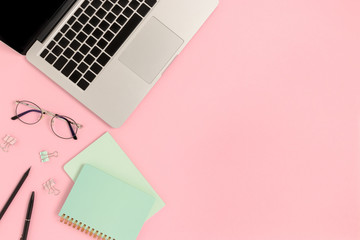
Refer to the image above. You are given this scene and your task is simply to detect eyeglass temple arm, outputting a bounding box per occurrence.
[56,115,78,140]
[11,109,42,120]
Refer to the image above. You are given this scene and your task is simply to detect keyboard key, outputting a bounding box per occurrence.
[61,60,77,77]
[110,22,121,33]
[84,71,96,82]
[97,38,108,49]
[45,53,57,64]
[105,12,116,22]
[63,48,75,58]
[102,1,113,11]
[84,55,95,65]
[74,8,82,17]
[103,31,114,41]
[54,33,62,41]
[60,24,70,33]
[68,16,76,25]
[105,13,142,56]
[53,56,68,71]
[119,0,129,7]
[79,44,91,55]
[137,4,150,17]
[47,40,56,50]
[129,0,140,10]
[123,7,133,18]
[58,38,70,48]
[73,52,85,63]
[78,62,89,73]
[116,15,127,25]
[145,0,156,7]
[77,79,90,90]
[85,5,96,16]
[99,21,110,31]
[90,46,102,56]
[52,45,63,56]
[83,24,94,34]
[76,32,87,42]
[80,0,90,9]
[40,49,49,58]
[92,29,104,39]
[65,29,76,40]
[96,8,106,19]
[97,53,111,66]
[111,5,123,15]
[78,14,90,24]
[69,70,82,83]
[90,62,103,74]
[89,16,101,27]
[91,0,102,8]
[86,36,97,46]
[69,40,81,51]
[72,21,83,32]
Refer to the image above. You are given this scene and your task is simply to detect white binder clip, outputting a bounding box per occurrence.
[43,179,60,195]
[40,150,58,162]
[1,135,16,152]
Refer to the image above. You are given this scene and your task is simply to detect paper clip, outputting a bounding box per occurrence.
[1,135,16,152]
[40,150,58,162]
[42,179,60,195]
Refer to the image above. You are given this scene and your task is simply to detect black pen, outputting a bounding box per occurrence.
[0,167,31,220]
[20,191,34,240]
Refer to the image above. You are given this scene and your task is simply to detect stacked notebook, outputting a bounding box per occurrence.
[59,132,164,240]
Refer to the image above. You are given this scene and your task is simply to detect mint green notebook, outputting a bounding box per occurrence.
[64,132,165,219]
[59,164,155,240]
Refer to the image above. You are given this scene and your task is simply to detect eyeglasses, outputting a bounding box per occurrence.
[11,100,82,140]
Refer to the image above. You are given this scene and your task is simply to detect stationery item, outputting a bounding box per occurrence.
[11,100,82,140]
[64,132,165,219]
[42,179,60,195]
[0,167,31,220]
[59,164,155,240]
[1,134,16,152]
[40,150,58,162]
[20,191,34,240]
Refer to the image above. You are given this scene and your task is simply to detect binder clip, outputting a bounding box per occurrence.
[1,135,16,152]
[43,179,60,195]
[40,150,58,162]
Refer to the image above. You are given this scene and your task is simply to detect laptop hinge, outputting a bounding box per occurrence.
[36,0,77,43]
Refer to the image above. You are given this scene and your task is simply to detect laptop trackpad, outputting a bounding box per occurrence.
[119,17,184,84]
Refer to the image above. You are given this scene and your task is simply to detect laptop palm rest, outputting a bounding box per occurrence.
[119,17,184,84]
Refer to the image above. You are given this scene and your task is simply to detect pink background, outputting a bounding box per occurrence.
[1,0,360,239]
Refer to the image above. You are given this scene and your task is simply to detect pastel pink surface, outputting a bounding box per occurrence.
[1,0,360,239]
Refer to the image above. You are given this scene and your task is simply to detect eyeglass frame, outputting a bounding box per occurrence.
[11,100,82,140]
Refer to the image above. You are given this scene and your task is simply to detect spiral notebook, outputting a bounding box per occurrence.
[59,164,155,240]
[64,132,165,219]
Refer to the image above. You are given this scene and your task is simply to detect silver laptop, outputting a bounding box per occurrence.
[0,0,218,127]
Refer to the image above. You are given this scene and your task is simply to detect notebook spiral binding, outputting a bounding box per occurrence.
[60,214,115,240]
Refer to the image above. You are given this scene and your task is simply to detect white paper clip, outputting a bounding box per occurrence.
[1,135,16,152]
[40,150,58,162]
[42,179,60,195]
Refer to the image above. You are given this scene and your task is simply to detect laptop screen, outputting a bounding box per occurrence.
[0,0,67,54]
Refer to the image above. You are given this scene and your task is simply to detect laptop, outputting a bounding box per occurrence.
[0,0,218,127]
[0,0,218,128]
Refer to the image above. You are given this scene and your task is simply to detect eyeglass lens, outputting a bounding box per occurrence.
[15,101,42,125]
[51,115,78,140]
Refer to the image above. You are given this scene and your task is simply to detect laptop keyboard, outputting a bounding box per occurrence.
[40,0,157,91]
